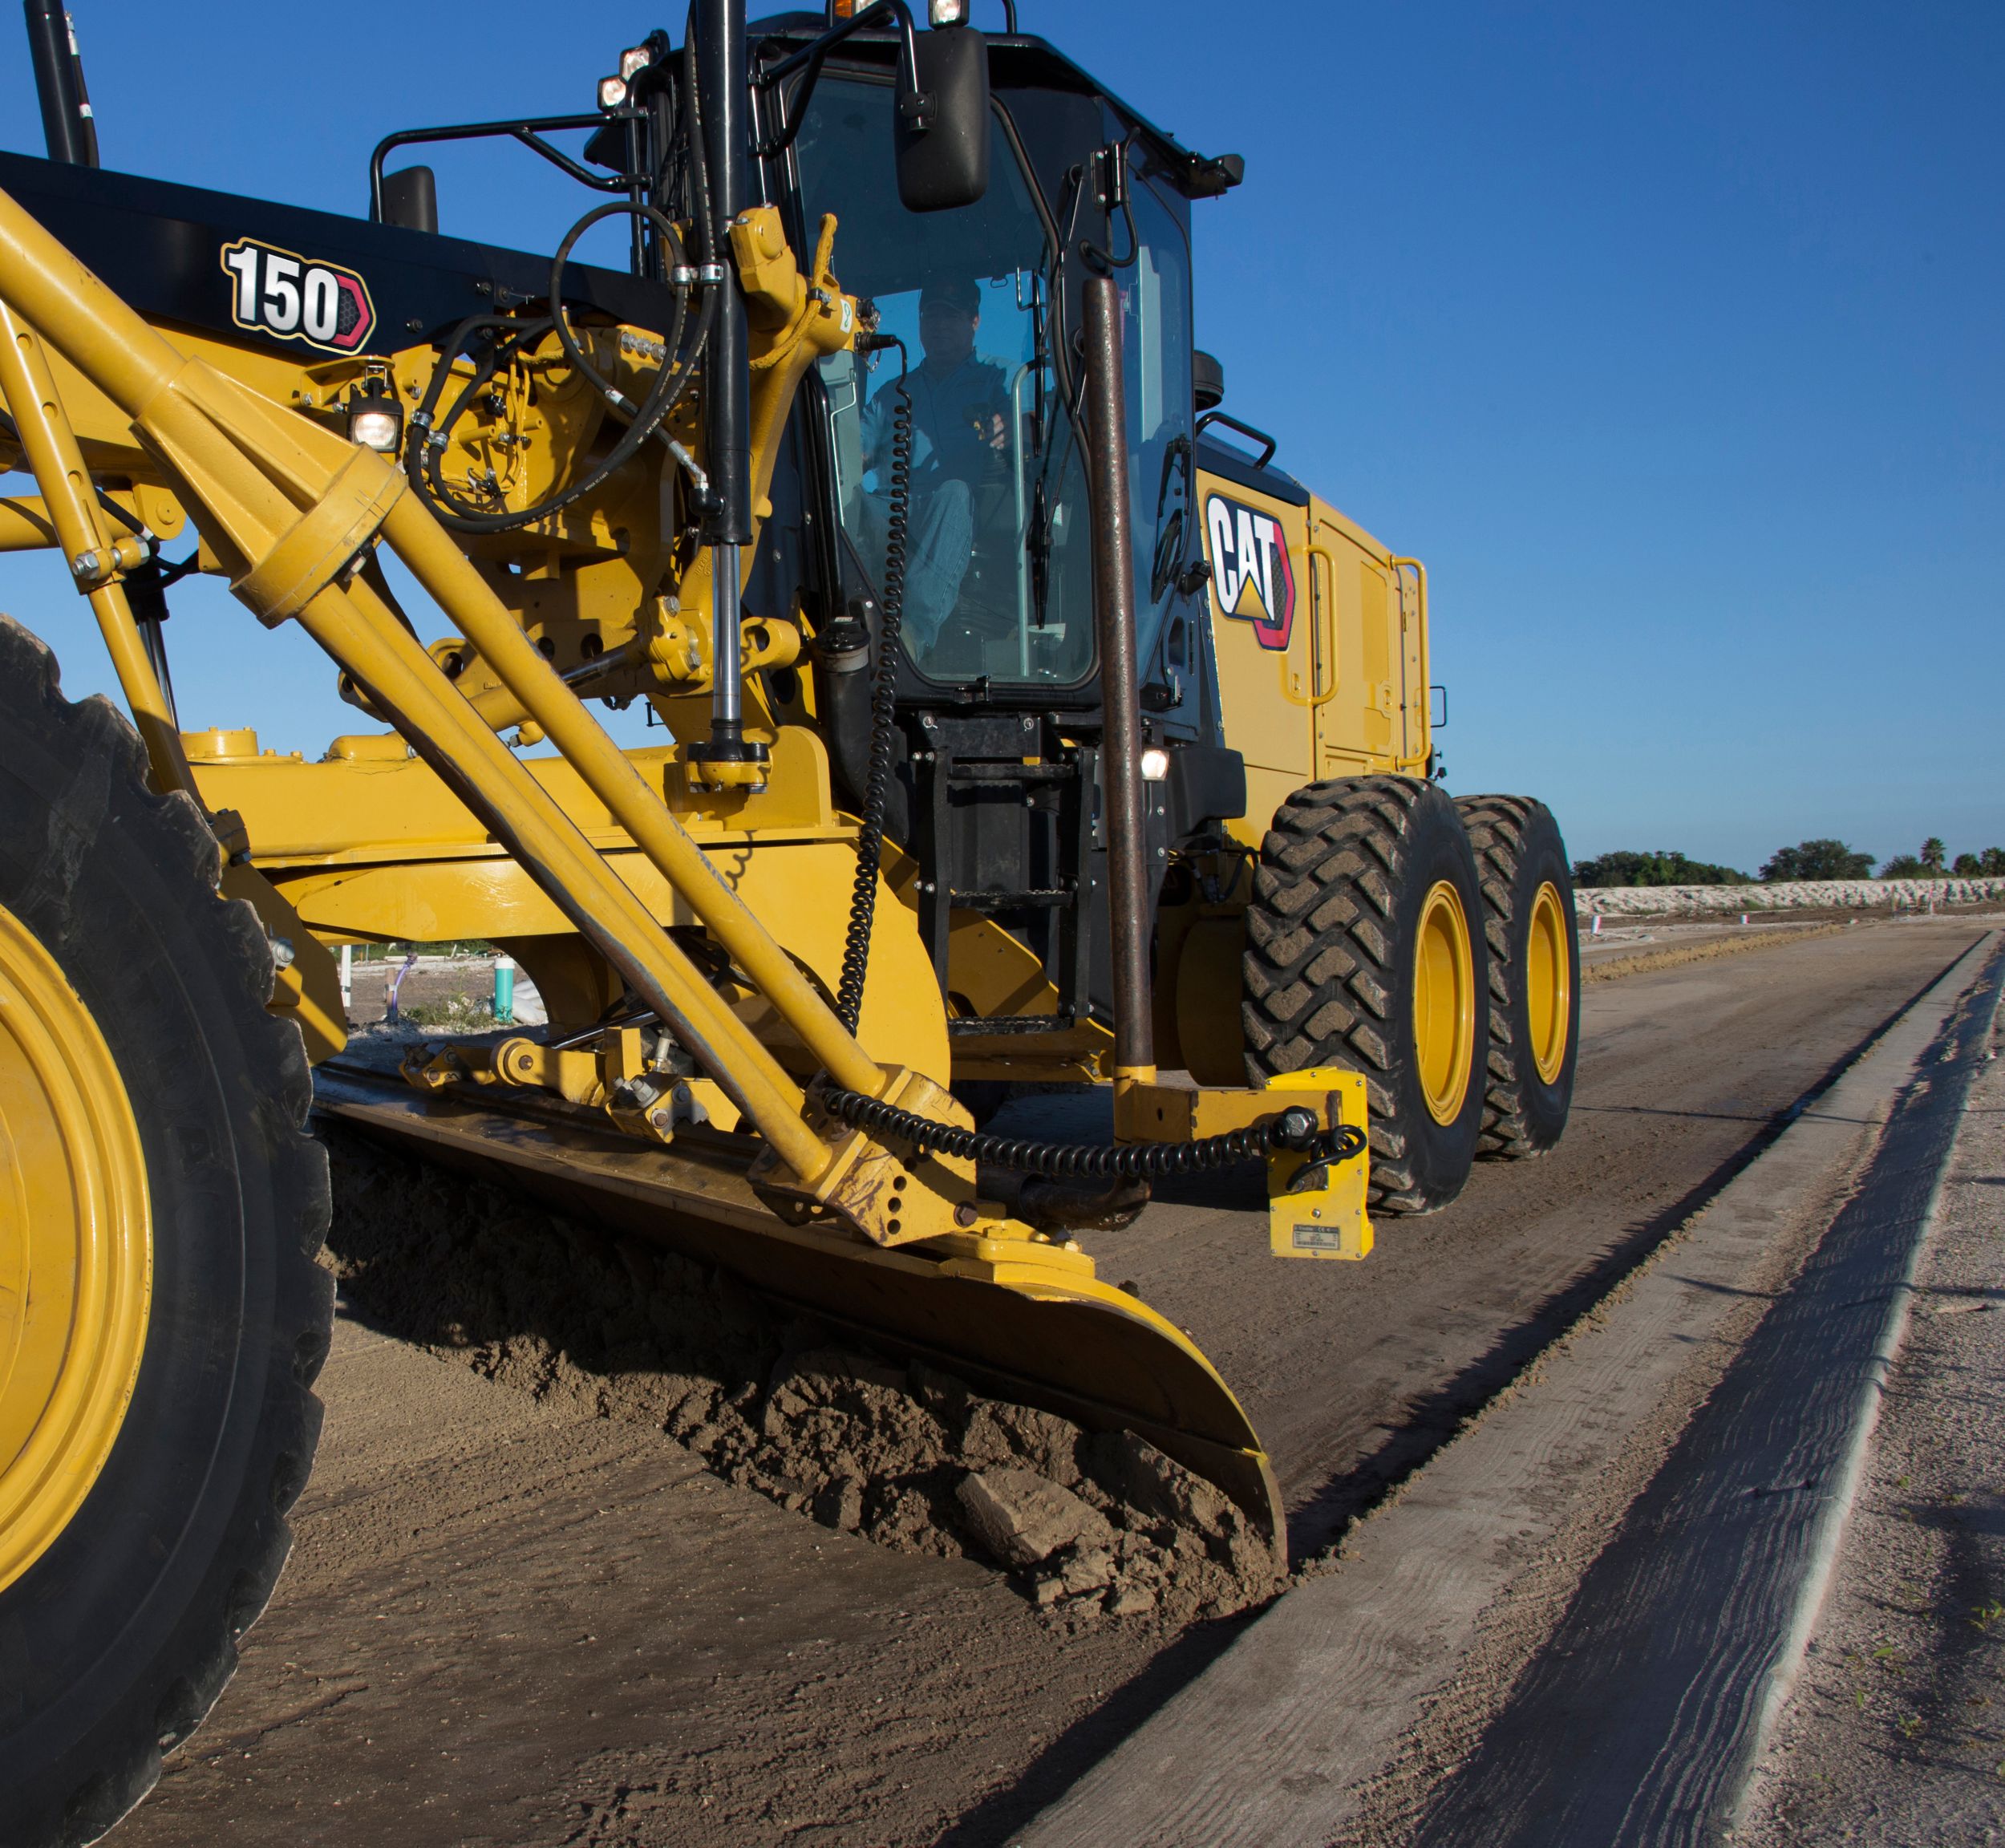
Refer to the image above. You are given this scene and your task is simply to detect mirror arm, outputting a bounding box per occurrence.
[754,1,930,160]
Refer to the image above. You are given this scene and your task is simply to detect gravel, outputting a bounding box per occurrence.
[1578,877,2005,917]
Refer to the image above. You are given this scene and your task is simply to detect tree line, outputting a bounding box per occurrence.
[1573,838,2005,888]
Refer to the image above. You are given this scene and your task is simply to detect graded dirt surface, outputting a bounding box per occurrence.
[112,919,1988,1848]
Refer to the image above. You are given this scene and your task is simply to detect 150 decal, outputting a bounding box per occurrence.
[1203,492,1294,650]
[220,237,375,354]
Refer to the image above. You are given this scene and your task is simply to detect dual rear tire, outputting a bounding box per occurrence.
[1458,795,1581,1159]
[1241,776,1576,1214]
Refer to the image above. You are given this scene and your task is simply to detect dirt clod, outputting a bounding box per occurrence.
[321,1122,1282,1623]
[957,1468,1114,1569]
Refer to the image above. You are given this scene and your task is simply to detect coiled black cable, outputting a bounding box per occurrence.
[833,341,913,1035]
[818,1084,1367,1184]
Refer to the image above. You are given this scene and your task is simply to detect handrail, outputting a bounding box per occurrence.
[1303,544,1339,707]
[367,111,646,222]
[1195,407,1277,470]
[1391,556,1430,771]
[1009,356,1035,675]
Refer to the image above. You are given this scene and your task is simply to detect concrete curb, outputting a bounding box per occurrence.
[1012,930,2003,1848]
[1726,941,2005,1833]
[1407,932,2005,1846]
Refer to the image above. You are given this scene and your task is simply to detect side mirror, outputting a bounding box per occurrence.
[1193,350,1225,413]
[379,166,438,233]
[895,27,989,213]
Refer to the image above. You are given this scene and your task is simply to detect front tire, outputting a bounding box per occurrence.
[1242,776,1489,1214]
[1456,796,1580,1158]
[0,616,332,1846]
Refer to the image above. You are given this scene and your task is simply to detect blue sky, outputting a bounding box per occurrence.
[2,2,1998,873]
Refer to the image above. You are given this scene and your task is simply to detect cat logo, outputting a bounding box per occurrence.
[1203,492,1294,651]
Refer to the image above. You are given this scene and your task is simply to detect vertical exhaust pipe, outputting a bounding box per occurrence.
[24,1,98,167]
[1082,269,1156,1087]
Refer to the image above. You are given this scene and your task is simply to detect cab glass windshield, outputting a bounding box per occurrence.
[795,75,1194,691]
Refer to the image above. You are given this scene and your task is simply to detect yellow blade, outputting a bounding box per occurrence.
[314,1062,1285,1554]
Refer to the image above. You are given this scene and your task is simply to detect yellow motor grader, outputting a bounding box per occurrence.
[0,2,1578,1836]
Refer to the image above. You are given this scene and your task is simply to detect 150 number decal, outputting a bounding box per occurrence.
[219,237,375,354]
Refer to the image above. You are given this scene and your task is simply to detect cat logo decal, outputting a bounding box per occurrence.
[1203,492,1294,651]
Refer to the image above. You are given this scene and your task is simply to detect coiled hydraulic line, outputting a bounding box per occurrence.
[819,1084,1367,1184]
[833,341,913,1035]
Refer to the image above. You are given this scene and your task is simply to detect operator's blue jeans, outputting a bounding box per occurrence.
[861,479,974,656]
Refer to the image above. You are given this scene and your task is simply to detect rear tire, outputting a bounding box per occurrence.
[1242,776,1489,1214]
[1456,796,1580,1158]
[0,616,332,1846]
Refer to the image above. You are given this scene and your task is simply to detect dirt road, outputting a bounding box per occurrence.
[113,920,1987,1848]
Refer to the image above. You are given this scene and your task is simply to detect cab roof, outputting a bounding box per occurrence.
[747,12,1244,200]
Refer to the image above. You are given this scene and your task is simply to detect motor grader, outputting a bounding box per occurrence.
[0,2,1579,1836]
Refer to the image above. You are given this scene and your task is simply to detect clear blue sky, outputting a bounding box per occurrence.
[2,2,1998,873]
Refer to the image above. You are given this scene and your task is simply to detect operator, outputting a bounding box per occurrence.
[861,275,1010,654]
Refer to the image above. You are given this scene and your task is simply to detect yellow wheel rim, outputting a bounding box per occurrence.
[1525,881,1572,1086]
[1412,880,1477,1125]
[0,901,152,1595]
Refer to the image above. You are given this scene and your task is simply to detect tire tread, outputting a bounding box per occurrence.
[0,614,331,1848]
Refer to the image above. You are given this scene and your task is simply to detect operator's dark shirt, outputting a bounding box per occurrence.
[863,353,1010,492]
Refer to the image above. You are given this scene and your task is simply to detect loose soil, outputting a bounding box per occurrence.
[323,1125,1280,1630]
[112,919,1987,1848]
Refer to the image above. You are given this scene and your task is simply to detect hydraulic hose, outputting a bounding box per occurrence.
[546,200,691,424]
[408,254,709,537]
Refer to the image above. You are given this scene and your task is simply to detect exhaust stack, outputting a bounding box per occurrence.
[24,1,98,167]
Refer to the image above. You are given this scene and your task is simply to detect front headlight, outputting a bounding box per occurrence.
[344,383,403,455]
[348,409,400,452]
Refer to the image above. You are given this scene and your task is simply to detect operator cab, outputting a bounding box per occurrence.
[744,14,1241,740]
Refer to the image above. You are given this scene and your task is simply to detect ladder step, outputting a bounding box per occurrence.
[950,888,1071,910]
[946,761,1073,785]
[948,1013,1077,1037]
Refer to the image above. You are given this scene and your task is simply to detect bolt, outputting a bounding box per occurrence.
[954,1202,978,1226]
[269,935,296,969]
[70,550,99,581]
[649,1107,672,1131]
